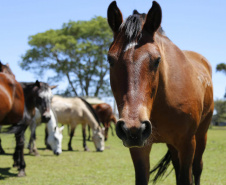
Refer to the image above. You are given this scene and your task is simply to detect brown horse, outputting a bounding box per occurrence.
[92,103,117,141]
[107,1,214,185]
[0,62,25,176]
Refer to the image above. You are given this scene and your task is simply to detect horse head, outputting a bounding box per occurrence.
[92,127,105,152]
[47,126,64,155]
[107,1,162,147]
[22,81,57,123]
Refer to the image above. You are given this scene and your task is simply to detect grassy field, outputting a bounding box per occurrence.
[0,125,225,185]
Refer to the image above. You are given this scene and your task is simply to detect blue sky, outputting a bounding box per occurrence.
[0,0,225,99]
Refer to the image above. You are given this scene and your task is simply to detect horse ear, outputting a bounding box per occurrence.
[107,1,123,33]
[35,80,41,88]
[0,61,2,71]
[59,126,64,133]
[50,85,58,90]
[144,1,162,38]
[6,63,10,67]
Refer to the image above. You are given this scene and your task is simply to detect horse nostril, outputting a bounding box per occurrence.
[141,120,152,140]
[116,120,128,140]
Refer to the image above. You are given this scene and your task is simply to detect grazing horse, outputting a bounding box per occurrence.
[92,103,117,141]
[107,1,214,185]
[28,108,64,155]
[51,95,105,152]
[0,62,25,176]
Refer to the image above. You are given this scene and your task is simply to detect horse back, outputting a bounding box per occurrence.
[93,103,113,123]
[183,50,212,77]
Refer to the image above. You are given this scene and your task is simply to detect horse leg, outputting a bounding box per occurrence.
[45,125,51,150]
[130,145,152,185]
[167,144,180,185]
[178,135,196,185]
[29,121,39,156]
[104,122,109,141]
[193,112,212,185]
[82,124,89,151]
[0,127,5,154]
[14,129,27,177]
[68,126,75,151]
[110,123,114,136]
[87,125,91,141]
[0,137,5,154]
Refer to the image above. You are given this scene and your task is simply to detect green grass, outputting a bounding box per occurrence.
[0,125,225,185]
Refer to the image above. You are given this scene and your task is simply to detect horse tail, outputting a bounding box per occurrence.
[79,97,101,126]
[149,150,171,184]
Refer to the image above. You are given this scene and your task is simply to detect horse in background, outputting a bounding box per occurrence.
[0,62,25,176]
[107,1,214,185]
[90,103,117,141]
[28,108,64,156]
[51,95,105,152]
[0,80,57,176]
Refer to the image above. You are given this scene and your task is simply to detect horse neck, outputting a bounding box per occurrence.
[153,33,188,107]
[47,109,57,133]
[84,108,100,131]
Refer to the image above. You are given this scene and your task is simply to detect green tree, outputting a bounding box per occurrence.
[216,63,226,74]
[212,100,226,124]
[20,16,113,97]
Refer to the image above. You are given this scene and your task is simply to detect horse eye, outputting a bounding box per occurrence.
[154,57,161,67]
[107,56,114,67]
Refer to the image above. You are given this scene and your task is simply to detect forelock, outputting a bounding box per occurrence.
[120,14,144,42]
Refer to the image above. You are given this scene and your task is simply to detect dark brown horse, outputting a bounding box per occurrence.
[92,103,117,141]
[107,1,214,185]
[0,62,25,176]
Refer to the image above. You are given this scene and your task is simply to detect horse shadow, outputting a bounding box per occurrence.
[0,167,17,180]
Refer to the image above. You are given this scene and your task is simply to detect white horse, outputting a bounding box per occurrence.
[28,108,64,155]
[51,95,105,152]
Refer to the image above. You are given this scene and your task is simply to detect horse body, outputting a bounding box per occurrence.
[107,1,213,185]
[0,73,24,125]
[92,103,117,140]
[51,95,105,152]
[28,108,64,155]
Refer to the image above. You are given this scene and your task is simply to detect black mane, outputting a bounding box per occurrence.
[120,14,144,41]
[120,11,166,41]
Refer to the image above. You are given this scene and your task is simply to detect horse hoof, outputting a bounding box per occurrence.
[17,169,26,177]
[68,147,73,151]
[13,163,19,168]
[84,147,89,151]
[0,149,5,154]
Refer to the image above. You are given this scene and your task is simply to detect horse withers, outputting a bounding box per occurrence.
[0,62,25,176]
[107,1,213,185]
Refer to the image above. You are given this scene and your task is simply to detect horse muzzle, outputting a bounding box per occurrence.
[54,150,62,156]
[96,148,104,152]
[116,120,152,147]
